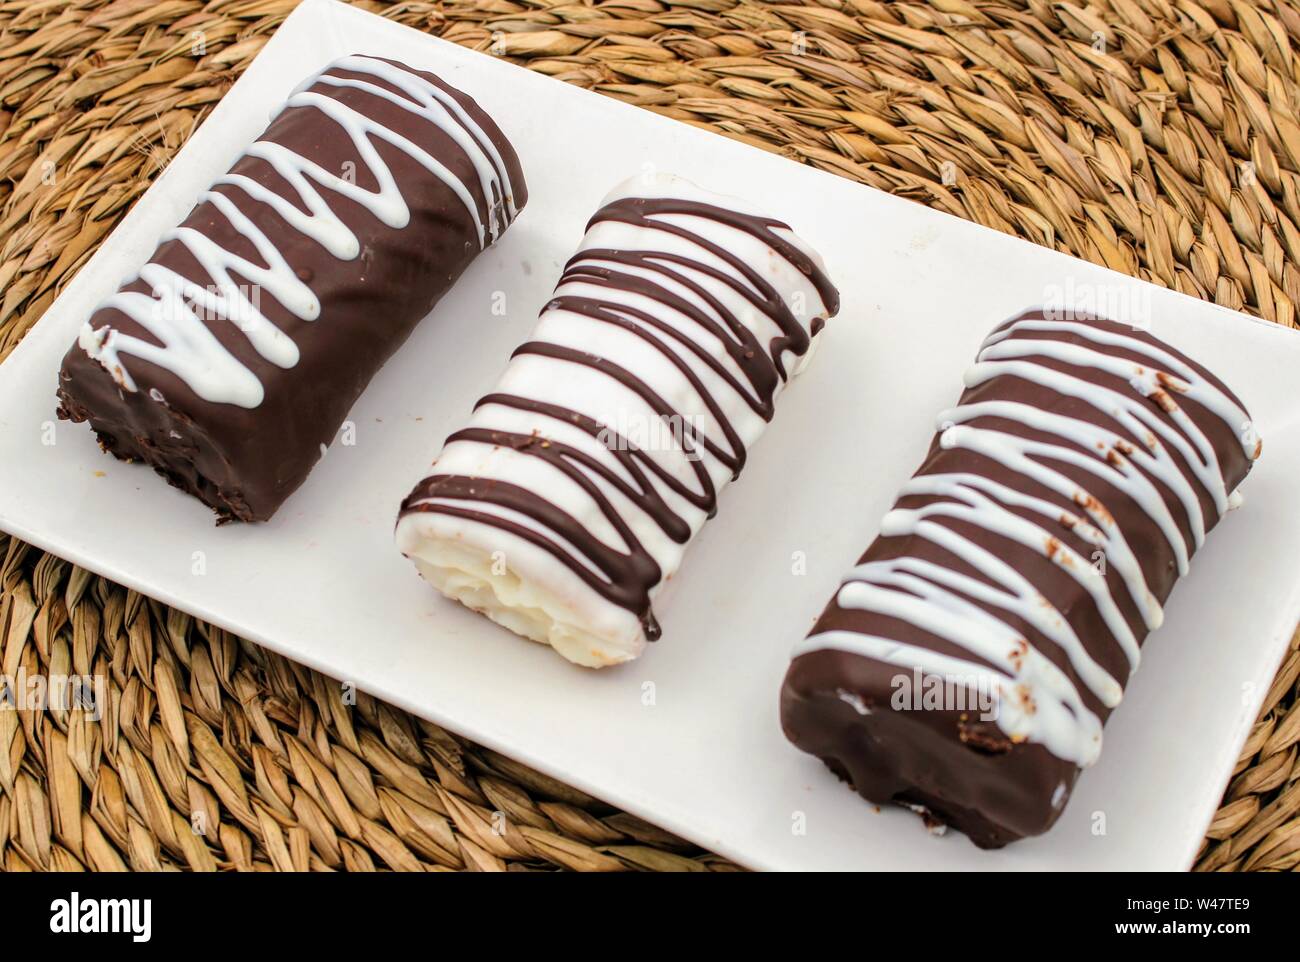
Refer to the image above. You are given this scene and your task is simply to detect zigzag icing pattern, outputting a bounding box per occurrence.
[80,55,519,409]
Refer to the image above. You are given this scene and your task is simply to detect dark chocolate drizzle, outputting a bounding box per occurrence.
[401,193,838,638]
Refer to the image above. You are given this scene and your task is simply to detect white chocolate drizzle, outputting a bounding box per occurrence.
[80,55,519,409]
[796,316,1260,766]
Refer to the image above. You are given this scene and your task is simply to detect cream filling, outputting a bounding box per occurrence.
[398,523,646,668]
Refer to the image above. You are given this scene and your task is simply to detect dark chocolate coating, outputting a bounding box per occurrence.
[56,57,527,522]
[780,310,1257,848]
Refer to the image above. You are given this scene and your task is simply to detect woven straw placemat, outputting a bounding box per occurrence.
[0,0,1297,873]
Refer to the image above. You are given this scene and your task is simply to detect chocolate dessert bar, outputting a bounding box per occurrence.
[781,309,1261,847]
[396,173,840,666]
[57,54,527,521]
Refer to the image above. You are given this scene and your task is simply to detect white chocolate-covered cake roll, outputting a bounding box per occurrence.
[396,173,840,666]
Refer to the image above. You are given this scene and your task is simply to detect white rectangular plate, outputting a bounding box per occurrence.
[2,0,1298,871]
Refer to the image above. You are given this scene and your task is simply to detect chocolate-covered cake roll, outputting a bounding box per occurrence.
[782,309,1261,847]
[57,55,526,521]
[396,173,839,666]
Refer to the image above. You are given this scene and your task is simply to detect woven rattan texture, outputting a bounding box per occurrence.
[0,0,1297,872]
